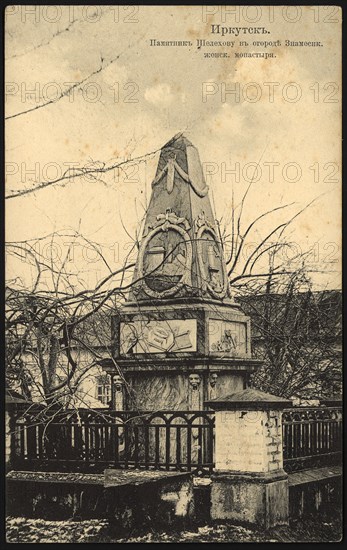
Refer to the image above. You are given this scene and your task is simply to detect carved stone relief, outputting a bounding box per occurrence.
[188,373,201,410]
[136,208,192,298]
[152,152,209,197]
[195,211,228,299]
[113,374,124,411]
[209,373,218,400]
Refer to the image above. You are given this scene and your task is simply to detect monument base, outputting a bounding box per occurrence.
[211,470,289,529]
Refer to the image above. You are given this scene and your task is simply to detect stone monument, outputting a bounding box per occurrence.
[104,134,261,411]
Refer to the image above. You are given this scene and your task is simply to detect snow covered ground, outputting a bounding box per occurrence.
[6,516,341,543]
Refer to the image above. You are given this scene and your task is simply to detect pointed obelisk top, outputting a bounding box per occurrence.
[151,133,209,199]
[128,134,230,303]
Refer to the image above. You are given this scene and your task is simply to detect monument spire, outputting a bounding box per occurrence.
[129,133,229,303]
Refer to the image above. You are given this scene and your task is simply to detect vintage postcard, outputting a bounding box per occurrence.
[5,5,342,543]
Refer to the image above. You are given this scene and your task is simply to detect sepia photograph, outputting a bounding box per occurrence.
[4,4,342,544]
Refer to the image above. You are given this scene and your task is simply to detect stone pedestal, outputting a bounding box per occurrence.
[206,388,292,528]
[103,300,261,411]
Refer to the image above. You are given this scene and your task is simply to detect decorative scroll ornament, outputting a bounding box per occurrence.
[137,209,192,299]
[148,208,190,232]
[195,210,228,300]
[152,154,209,198]
[195,210,215,231]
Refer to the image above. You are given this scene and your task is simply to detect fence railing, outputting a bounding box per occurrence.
[10,408,215,477]
[10,405,342,476]
[282,406,342,473]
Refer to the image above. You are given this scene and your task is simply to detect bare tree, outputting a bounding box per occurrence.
[5,230,137,408]
[235,257,342,400]
[215,177,341,401]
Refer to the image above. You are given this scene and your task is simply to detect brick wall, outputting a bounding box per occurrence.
[215,409,284,474]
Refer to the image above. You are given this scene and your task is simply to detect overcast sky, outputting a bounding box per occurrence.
[5,5,341,291]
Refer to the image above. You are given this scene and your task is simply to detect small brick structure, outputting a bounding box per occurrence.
[206,388,292,529]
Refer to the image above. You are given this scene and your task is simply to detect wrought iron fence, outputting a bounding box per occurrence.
[11,408,215,477]
[282,407,342,473]
[9,405,342,477]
